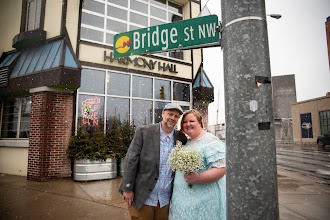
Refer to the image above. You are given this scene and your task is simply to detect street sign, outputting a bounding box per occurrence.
[113,15,220,58]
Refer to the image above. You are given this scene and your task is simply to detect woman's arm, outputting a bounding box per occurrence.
[184,167,226,184]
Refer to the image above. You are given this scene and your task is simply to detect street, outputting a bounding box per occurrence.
[277,144,330,184]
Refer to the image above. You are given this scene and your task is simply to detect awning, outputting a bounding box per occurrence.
[10,39,79,78]
[0,38,81,94]
[193,64,214,103]
[193,64,214,89]
[0,52,20,68]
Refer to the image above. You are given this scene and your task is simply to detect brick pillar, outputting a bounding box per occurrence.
[28,91,73,181]
[193,102,209,130]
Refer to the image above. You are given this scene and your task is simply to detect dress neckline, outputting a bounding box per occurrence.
[189,130,207,142]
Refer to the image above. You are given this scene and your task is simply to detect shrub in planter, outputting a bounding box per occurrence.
[67,127,117,161]
[119,119,135,159]
[117,119,135,176]
[67,126,92,161]
[105,116,122,158]
[67,127,118,181]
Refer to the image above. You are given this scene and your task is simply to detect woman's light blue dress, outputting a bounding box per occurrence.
[169,132,226,220]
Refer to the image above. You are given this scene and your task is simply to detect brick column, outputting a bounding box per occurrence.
[28,91,73,181]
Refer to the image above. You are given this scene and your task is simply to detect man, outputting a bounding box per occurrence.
[119,103,187,220]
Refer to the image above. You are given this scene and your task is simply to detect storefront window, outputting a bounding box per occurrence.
[77,68,191,131]
[1,97,31,138]
[107,19,127,33]
[151,6,166,20]
[83,0,104,14]
[130,0,148,13]
[106,97,130,129]
[154,79,170,100]
[154,101,168,123]
[130,12,148,26]
[107,5,127,20]
[81,12,104,28]
[107,72,130,96]
[77,95,105,133]
[132,99,152,127]
[319,110,330,135]
[108,0,128,7]
[19,97,31,138]
[173,82,190,102]
[106,33,115,45]
[81,27,104,42]
[132,76,152,99]
[151,0,166,8]
[80,68,105,94]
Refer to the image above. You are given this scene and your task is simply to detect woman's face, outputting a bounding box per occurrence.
[182,113,202,138]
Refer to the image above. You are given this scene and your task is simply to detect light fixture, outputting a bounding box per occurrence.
[267,14,282,19]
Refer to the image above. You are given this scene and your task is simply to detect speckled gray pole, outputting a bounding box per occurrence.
[221,0,279,219]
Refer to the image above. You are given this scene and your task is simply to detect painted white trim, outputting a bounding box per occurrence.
[225,16,265,28]
[0,139,29,148]
[29,86,75,94]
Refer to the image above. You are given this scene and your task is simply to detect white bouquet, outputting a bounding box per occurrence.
[168,140,205,188]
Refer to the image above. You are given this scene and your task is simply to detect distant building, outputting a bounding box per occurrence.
[325,16,330,69]
[291,94,330,145]
[272,74,297,143]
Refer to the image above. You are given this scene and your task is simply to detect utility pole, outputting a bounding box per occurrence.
[221,0,279,219]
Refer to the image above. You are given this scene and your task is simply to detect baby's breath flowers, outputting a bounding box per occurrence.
[168,140,205,188]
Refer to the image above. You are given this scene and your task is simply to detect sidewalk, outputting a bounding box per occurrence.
[0,169,329,220]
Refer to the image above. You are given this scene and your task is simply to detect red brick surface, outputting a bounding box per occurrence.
[27,91,73,181]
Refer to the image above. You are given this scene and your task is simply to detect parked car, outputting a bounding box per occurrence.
[317,131,330,148]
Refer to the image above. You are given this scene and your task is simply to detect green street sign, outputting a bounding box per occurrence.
[113,15,220,58]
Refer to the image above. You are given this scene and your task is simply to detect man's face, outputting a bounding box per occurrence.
[162,109,181,129]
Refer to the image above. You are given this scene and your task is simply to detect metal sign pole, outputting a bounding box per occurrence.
[221,0,279,219]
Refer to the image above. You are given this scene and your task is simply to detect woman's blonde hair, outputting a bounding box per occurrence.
[180,109,203,132]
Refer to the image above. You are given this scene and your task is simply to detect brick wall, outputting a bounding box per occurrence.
[28,91,73,181]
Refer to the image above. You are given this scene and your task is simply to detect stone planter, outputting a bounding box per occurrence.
[118,158,125,176]
[73,158,117,181]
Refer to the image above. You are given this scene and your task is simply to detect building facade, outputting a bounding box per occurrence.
[0,0,207,181]
[272,74,296,143]
[291,94,330,145]
[326,16,330,69]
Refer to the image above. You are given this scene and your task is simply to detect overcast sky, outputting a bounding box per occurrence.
[201,0,330,125]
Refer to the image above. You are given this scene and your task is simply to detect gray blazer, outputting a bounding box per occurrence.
[119,123,187,210]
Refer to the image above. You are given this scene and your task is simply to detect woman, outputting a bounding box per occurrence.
[169,109,226,220]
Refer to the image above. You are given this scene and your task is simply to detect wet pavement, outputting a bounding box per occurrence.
[277,146,330,182]
[0,168,329,220]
